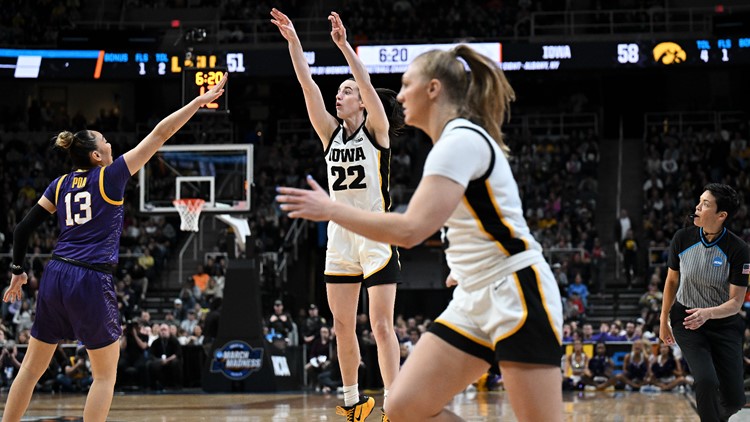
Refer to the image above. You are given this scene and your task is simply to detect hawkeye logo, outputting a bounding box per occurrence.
[210,341,263,380]
[653,42,686,65]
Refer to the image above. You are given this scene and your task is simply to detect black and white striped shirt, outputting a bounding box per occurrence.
[668,226,750,309]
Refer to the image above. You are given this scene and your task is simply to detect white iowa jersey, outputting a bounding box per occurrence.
[423,118,545,290]
[325,121,391,212]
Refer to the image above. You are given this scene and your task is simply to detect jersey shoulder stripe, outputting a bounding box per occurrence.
[99,166,123,205]
[459,125,528,256]
[54,174,69,206]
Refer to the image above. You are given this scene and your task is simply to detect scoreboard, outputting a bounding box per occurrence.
[0,48,246,79]
[0,36,748,80]
[356,37,750,73]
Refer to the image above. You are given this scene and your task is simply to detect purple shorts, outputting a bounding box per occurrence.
[31,259,121,349]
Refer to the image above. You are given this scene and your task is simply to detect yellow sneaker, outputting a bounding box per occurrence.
[381,408,390,422]
[336,395,375,421]
[476,373,489,391]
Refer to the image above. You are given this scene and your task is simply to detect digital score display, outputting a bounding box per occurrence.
[0,36,748,80]
[182,68,228,113]
[0,48,246,79]
[357,37,750,73]
[615,38,750,67]
[501,37,750,71]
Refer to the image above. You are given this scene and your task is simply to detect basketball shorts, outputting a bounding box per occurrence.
[32,259,122,349]
[429,264,563,366]
[324,221,401,288]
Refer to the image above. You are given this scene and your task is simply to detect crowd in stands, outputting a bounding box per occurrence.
[261,298,430,392]
[561,337,691,393]
[557,297,750,395]
[508,127,602,319]
[0,0,688,53]
[642,124,750,270]
[0,0,83,47]
[637,120,749,350]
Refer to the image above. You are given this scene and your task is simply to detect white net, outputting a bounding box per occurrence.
[173,198,206,232]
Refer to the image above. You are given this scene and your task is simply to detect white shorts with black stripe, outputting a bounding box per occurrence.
[324,221,400,287]
[429,263,563,366]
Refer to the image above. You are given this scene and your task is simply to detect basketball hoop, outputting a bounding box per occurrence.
[173,198,205,232]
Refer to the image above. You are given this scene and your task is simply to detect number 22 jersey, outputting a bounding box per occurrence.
[324,120,391,213]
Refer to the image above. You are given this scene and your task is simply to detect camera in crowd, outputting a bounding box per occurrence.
[0,340,16,354]
[126,318,142,332]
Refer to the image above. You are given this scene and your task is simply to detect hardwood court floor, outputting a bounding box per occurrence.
[0,390,715,421]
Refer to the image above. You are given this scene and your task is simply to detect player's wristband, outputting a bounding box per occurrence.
[10,263,24,275]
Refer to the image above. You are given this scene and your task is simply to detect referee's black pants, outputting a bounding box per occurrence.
[671,301,746,422]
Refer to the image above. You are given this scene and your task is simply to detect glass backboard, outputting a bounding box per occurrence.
[139,144,253,214]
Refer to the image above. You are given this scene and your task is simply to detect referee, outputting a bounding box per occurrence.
[660,183,749,422]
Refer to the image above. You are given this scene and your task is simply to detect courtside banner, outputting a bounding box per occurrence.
[210,340,264,380]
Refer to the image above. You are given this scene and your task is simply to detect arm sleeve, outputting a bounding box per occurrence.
[422,129,491,187]
[13,204,52,266]
[42,176,61,205]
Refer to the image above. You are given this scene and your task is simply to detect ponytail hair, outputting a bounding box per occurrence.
[376,88,405,139]
[54,130,98,169]
[413,45,515,156]
[348,77,406,140]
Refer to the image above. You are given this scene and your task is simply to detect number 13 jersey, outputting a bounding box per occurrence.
[324,120,391,213]
[42,156,131,265]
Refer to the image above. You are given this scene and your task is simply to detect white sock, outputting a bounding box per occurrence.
[383,388,389,407]
[343,384,359,407]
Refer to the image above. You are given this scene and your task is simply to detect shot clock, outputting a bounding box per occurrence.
[182,67,228,113]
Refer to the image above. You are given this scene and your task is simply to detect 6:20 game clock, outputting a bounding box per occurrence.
[182,68,229,113]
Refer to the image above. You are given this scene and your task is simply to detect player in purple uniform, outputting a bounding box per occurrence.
[2,76,226,422]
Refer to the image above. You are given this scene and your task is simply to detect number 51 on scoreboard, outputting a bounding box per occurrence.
[182,68,229,113]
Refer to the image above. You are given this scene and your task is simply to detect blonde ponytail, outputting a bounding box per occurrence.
[55,131,75,150]
[413,45,515,156]
[53,130,98,168]
[454,45,515,156]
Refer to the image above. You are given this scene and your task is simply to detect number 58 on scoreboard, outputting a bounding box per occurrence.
[182,68,228,113]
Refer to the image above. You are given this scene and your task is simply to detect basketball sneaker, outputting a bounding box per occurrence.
[380,408,390,422]
[335,395,375,421]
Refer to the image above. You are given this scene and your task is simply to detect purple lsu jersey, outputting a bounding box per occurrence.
[43,156,131,264]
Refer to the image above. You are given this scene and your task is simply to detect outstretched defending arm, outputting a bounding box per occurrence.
[123,75,227,175]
